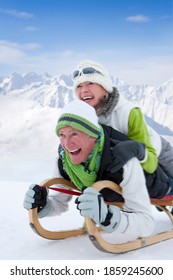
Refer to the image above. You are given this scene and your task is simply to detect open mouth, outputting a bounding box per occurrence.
[82,96,93,101]
[68,148,81,156]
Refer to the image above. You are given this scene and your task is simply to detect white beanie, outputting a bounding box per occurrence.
[56,100,101,138]
[73,60,113,93]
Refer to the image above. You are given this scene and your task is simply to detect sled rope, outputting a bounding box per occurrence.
[44,186,121,206]
[44,186,81,196]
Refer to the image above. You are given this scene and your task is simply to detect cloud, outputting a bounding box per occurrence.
[0,41,24,64]
[0,40,41,65]
[0,40,172,87]
[126,14,150,22]
[0,8,33,19]
[0,40,74,73]
[109,55,173,86]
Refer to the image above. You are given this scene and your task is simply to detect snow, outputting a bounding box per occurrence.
[1,160,173,261]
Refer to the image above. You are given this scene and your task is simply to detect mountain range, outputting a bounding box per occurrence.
[1,72,173,131]
[0,72,173,163]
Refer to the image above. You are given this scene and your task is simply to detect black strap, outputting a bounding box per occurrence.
[100,206,113,226]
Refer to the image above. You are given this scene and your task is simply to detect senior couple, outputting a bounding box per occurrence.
[24,60,173,239]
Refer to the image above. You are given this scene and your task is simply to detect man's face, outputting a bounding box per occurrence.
[75,82,106,109]
[59,126,96,164]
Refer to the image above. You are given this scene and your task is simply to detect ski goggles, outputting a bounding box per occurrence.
[73,67,103,79]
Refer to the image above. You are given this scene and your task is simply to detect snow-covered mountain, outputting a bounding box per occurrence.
[0,72,173,131]
[0,72,74,108]
[0,72,173,176]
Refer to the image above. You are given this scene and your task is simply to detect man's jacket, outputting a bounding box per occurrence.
[58,124,169,199]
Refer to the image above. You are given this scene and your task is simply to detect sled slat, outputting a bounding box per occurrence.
[151,198,173,206]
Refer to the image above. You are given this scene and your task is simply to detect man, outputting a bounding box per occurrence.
[24,100,171,239]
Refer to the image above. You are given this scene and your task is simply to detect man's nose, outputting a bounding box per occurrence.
[64,137,73,149]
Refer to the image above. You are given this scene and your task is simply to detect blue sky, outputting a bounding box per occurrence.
[0,0,172,85]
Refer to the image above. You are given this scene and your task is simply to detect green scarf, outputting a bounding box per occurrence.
[59,127,105,190]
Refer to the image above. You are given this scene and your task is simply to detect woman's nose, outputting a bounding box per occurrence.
[81,84,89,92]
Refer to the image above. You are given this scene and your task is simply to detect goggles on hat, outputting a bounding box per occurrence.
[73,67,103,79]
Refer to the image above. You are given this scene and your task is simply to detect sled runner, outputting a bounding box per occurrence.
[29,178,173,253]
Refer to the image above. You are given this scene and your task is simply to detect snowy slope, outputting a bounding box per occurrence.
[0,180,173,260]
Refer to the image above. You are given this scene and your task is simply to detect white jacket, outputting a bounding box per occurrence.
[99,95,162,156]
[41,157,155,239]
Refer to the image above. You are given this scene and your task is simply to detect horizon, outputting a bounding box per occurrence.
[0,69,173,87]
[0,0,172,86]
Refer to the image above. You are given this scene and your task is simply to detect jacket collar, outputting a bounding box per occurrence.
[97,129,112,178]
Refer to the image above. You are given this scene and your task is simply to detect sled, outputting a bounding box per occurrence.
[29,178,173,253]
[29,178,88,239]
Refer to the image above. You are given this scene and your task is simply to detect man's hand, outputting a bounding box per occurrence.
[23,184,47,212]
[107,139,146,173]
[75,187,121,233]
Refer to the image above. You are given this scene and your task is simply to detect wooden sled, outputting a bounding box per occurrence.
[29,178,88,239]
[29,178,173,253]
[85,181,173,253]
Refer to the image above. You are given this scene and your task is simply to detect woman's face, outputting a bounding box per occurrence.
[59,126,96,164]
[75,82,106,109]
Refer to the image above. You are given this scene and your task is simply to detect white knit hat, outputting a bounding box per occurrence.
[56,100,101,138]
[73,60,113,93]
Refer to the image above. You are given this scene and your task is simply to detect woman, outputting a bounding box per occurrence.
[72,59,173,187]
